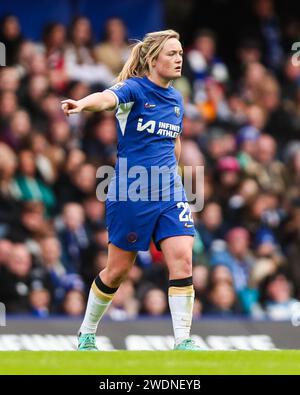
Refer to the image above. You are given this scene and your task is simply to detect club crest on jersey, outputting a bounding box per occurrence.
[174,106,180,117]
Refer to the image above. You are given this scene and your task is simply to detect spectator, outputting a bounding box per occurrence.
[82,112,117,165]
[139,286,168,317]
[252,0,284,71]
[62,289,86,317]
[29,132,60,185]
[0,91,18,128]
[69,162,98,202]
[195,201,226,251]
[0,109,31,151]
[252,270,300,320]
[64,16,114,87]
[7,201,53,253]
[0,67,20,92]
[224,177,260,228]
[39,236,71,305]
[250,257,278,289]
[210,227,255,292]
[282,54,300,104]
[236,126,260,170]
[203,281,243,316]
[246,103,267,131]
[181,103,205,143]
[83,195,105,234]
[42,22,68,92]
[108,279,138,320]
[0,239,13,266]
[49,119,72,150]
[246,134,287,195]
[285,143,300,202]
[234,38,262,81]
[0,15,24,66]
[95,18,130,76]
[283,200,300,298]
[13,150,56,214]
[208,264,235,287]
[185,29,229,102]
[0,143,20,236]
[254,227,283,262]
[214,156,242,215]
[29,281,51,317]
[20,75,50,132]
[58,202,90,274]
[239,62,268,103]
[54,148,86,209]
[193,264,209,299]
[0,243,48,313]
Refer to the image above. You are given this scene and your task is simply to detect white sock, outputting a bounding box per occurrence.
[79,281,116,334]
[168,285,194,345]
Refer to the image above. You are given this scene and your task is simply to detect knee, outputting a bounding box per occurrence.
[172,251,192,277]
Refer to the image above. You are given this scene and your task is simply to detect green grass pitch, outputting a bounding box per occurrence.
[1,351,300,374]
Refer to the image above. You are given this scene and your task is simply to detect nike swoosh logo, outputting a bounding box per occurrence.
[184,223,194,228]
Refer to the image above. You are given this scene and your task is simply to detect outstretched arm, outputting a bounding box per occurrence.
[61,90,117,116]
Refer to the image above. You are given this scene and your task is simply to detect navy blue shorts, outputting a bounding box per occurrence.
[105,199,195,251]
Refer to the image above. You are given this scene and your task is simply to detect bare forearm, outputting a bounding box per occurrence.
[78,91,116,112]
[62,90,117,116]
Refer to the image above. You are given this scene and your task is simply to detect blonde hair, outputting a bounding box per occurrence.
[117,29,180,82]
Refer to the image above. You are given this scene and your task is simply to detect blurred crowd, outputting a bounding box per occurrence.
[0,0,300,321]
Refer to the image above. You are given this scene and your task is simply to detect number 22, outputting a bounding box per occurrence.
[177,202,193,222]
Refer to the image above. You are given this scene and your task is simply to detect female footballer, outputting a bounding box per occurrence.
[62,29,200,351]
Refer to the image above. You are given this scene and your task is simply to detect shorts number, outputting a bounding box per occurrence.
[177,202,193,222]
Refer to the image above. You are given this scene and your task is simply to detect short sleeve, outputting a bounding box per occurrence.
[105,79,138,109]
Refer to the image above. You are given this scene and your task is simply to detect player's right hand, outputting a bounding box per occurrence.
[61,99,83,116]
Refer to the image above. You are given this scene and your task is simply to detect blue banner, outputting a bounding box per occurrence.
[0,0,164,41]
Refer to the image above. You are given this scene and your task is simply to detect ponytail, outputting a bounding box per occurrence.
[117,41,145,82]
